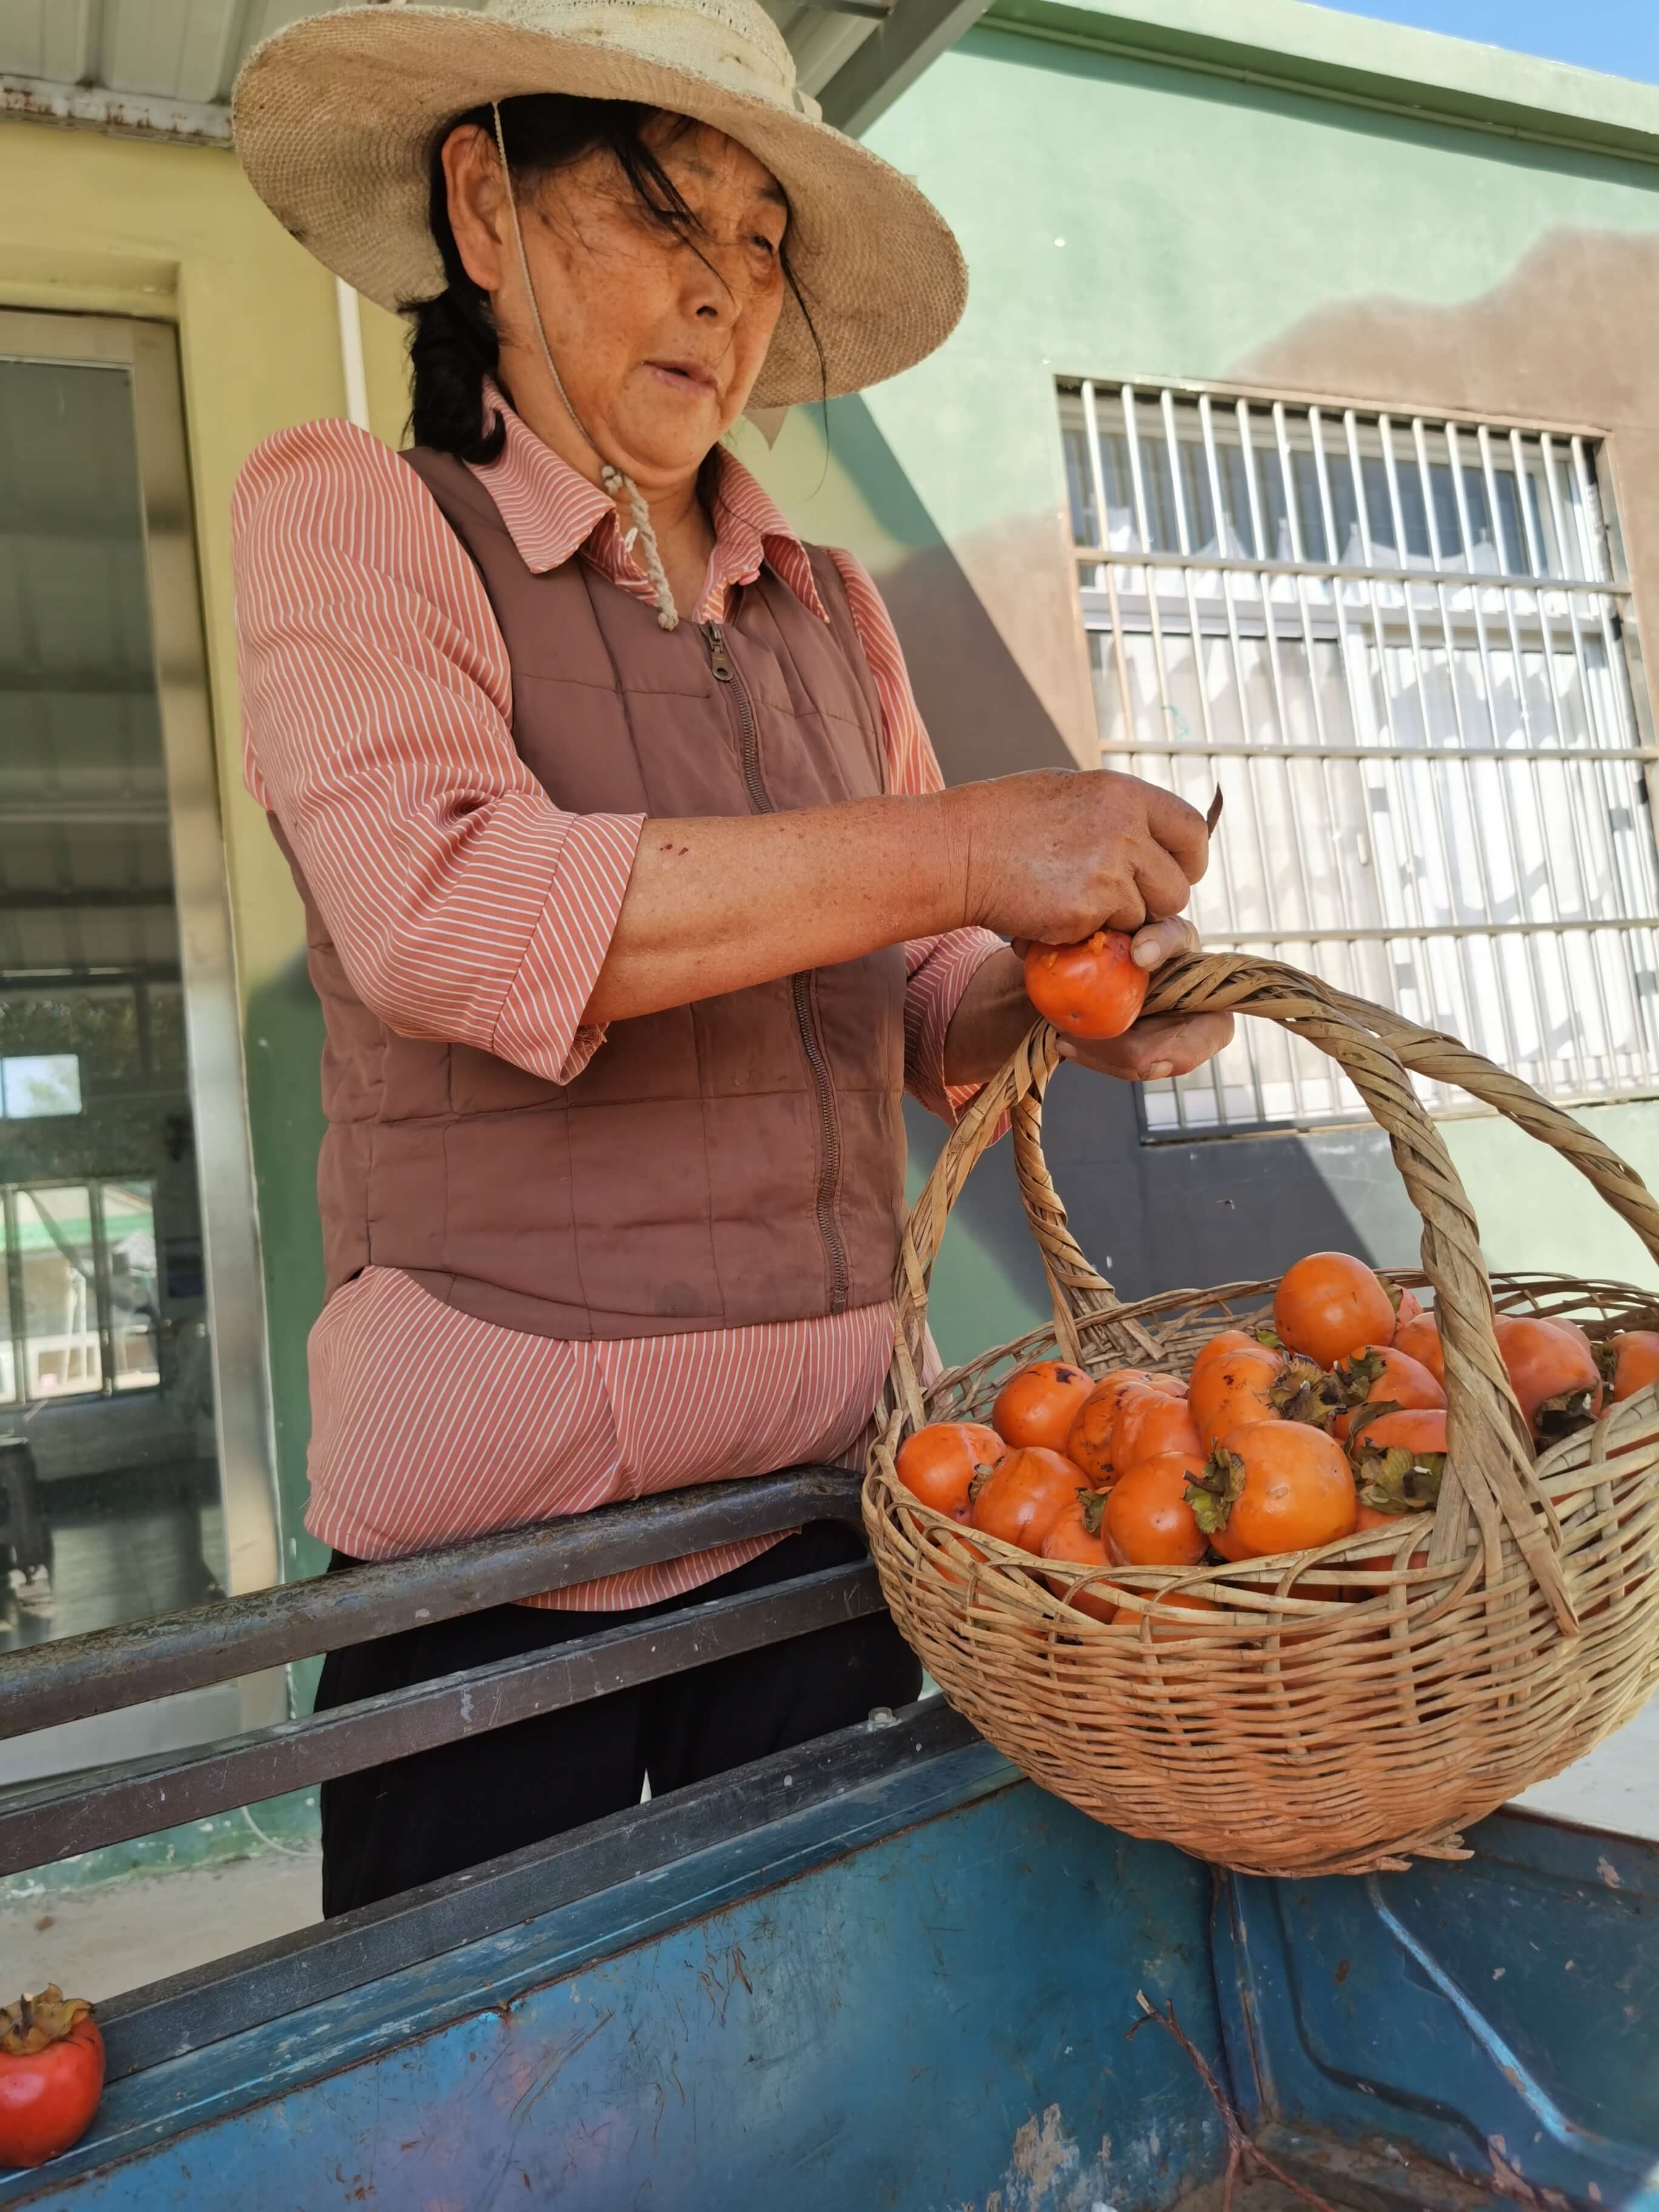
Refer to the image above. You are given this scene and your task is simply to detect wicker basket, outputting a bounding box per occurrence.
[863,953,1659,1877]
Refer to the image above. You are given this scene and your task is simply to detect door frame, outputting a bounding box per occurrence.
[0,307,282,1730]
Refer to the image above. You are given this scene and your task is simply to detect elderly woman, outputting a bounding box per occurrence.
[230,0,1230,1915]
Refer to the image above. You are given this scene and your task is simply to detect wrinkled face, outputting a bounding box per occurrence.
[444,114,789,490]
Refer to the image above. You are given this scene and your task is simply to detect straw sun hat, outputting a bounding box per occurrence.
[232,0,968,410]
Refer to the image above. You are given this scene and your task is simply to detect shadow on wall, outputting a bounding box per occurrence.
[783,395,1082,783]
[903,1077,1427,1373]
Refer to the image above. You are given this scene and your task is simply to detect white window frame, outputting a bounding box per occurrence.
[1060,378,1659,1138]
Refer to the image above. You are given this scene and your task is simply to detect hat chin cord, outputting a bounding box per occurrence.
[491,101,680,632]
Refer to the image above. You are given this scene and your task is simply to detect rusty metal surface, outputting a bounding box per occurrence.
[0,1464,862,1742]
[95,1698,982,2083]
[0,1749,1225,2211]
[0,1560,880,1877]
[0,75,230,144]
[1215,1809,1659,2209]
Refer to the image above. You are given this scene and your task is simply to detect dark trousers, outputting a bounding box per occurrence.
[313,1521,920,1918]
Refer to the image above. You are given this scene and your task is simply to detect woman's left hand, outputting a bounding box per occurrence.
[1056,916,1233,1081]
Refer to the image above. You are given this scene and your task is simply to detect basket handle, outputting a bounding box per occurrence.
[893,953,1659,1634]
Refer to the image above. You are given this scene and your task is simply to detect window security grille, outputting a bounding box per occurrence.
[1061,382,1658,1136]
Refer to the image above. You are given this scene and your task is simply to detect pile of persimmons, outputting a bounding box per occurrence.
[897,1251,1659,1625]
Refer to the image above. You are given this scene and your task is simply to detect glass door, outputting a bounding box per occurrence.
[0,310,280,1780]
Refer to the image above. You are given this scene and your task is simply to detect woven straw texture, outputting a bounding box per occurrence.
[863,953,1659,1876]
[230,0,967,409]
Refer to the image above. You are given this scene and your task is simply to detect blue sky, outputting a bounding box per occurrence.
[1326,0,1658,84]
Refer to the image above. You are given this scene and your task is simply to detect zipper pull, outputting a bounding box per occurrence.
[701,619,735,683]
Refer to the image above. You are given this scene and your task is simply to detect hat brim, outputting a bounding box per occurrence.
[231,6,967,409]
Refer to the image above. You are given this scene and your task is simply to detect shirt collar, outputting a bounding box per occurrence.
[467,381,828,625]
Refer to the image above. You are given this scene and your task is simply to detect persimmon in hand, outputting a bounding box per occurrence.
[1024,931,1148,1040]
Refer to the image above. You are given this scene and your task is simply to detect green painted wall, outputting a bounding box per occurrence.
[739,9,1659,1359]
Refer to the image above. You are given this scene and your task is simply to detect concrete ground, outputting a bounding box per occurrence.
[0,1844,320,2002]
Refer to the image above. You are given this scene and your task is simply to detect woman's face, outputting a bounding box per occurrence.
[444,115,789,492]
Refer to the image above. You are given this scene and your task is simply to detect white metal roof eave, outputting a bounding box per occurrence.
[0,73,230,147]
[0,0,995,150]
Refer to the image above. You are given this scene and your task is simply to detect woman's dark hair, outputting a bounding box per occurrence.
[406,93,822,464]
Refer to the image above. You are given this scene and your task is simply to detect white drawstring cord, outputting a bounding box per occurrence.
[491,101,679,631]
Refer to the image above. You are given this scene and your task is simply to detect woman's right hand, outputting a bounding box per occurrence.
[945,768,1212,943]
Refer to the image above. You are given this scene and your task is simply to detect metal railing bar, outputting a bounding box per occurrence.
[1188,917,1659,945]
[0,1561,883,1878]
[1097,742,1659,763]
[0,1464,863,1742]
[1070,541,1617,596]
[95,1698,982,2085]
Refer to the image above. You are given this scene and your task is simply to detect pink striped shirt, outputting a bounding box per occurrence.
[232,394,1004,1608]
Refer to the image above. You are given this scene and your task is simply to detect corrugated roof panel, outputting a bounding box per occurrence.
[0,0,898,133]
[0,0,98,82]
[220,0,489,99]
[102,0,247,104]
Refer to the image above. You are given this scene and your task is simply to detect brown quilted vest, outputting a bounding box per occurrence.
[272,446,908,1340]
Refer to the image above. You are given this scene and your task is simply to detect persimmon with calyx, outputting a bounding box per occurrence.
[1111,1387,1202,1476]
[1348,1408,1447,1510]
[1104,1452,1208,1567]
[1274,1253,1397,1369]
[992,1359,1097,1453]
[1392,1311,1444,1384]
[1187,1423,1358,1561]
[970,1446,1087,1554]
[1331,1344,1445,1442]
[0,1987,104,2170]
[1065,1370,1182,1485]
[1604,1329,1659,1403]
[895,1423,1005,1521]
[1039,1489,1121,1622]
[1189,1341,1283,1448]
[1267,1353,1347,1433]
[1024,930,1148,1040]
[1493,1315,1603,1440]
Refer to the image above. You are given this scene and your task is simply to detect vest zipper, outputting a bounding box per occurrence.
[701,617,851,1315]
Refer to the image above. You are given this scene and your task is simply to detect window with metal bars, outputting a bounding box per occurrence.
[1060,381,1659,1137]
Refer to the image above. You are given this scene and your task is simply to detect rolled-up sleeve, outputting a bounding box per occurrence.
[232,421,640,1085]
[827,548,1007,1123]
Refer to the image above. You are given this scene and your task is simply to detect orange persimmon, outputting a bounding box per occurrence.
[895,1422,1006,1521]
[992,1360,1098,1453]
[1275,1253,1397,1369]
[970,1445,1088,1555]
[1039,1489,1121,1623]
[1189,1423,1359,1561]
[1065,1370,1181,1485]
[1111,1387,1203,1476]
[1104,1452,1209,1568]
[1190,1342,1284,1449]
